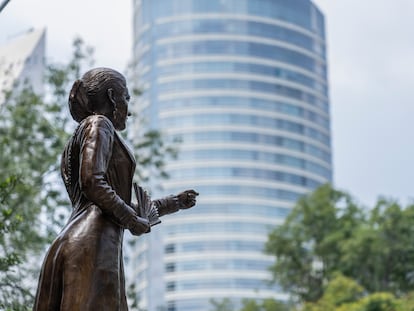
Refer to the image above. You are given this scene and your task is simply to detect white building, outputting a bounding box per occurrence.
[0,28,46,104]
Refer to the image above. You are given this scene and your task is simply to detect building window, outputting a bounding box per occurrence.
[167,301,176,311]
[165,244,175,253]
[166,282,176,292]
[165,263,175,272]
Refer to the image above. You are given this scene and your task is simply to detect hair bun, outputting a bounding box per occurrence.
[68,79,91,122]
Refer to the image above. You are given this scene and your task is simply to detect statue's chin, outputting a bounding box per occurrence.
[114,122,126,131]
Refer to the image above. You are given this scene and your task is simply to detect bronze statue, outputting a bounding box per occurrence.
[33,68,198,311]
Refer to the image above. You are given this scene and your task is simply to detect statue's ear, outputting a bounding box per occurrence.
[107,88,116,108]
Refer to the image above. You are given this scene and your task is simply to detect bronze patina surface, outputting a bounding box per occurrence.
[33,68,198,311]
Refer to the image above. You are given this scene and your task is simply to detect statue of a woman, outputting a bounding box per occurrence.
[33,67,198,310]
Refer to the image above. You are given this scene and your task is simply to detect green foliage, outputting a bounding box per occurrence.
[265,183,414,303]
[129,129,179,184]
[240,298,290,311]
[356,293,402,311]
[265,183,362,302]
[126,283,147,311]
[340,199,414,295]
[0,81,69,307]
[0,176,23,270]
[301,274,364,311]
[322,273,364,306]
[0,175,34,311]
[210,298,235,311]
[399,292,414,311]
[210,298,290,311]
[302,274,411,311]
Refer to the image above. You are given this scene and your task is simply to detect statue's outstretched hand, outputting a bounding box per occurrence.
[176,190,199,209]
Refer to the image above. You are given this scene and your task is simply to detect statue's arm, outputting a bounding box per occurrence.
[152,190,199,217]
[79,115,149,235]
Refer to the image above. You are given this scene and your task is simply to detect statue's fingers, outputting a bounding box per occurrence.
[185,189,199,196]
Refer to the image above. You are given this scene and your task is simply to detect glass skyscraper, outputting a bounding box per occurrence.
[129,1,331,310]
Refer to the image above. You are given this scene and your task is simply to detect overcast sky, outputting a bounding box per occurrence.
[1,0,413,207]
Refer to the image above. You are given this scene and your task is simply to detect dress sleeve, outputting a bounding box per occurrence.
[152,196,179,217]
[79,115,137,227]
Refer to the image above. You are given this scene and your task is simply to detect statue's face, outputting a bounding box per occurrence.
[112,83,130,131]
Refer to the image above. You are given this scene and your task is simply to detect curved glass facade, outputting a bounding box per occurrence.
[131,1,331,310]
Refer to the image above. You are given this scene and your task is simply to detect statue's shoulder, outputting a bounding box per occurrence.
[81,115,115,132]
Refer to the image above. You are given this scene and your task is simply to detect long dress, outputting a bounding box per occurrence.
[33,115,137,311]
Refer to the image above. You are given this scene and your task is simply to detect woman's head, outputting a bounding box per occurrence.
[68,67,130,130]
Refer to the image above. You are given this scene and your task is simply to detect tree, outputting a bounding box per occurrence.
[340,199,414,295]
[302,274,407,311]
[0,83,69,309]
[265,183,414,303]
[301,274,364,311]
[210,298,290,311]
[0,175,33,310]
[239,298,290,311]
[210,298,235,311]
[265,183,363,302]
